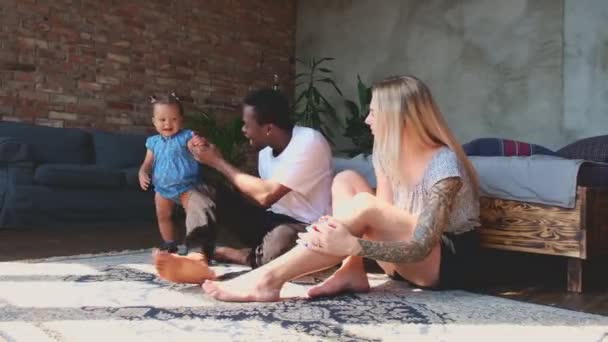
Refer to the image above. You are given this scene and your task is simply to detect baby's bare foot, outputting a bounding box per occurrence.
[153,250,215,284]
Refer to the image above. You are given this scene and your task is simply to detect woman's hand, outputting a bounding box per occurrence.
[297,217,362,257]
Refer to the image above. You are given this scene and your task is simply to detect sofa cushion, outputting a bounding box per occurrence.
[2,184,155,226]
[0,137,31,163]
[34,164,123,188]
[92,130,148,169]
[122,167,141,188]
[333,154,377,188]
[557,135,608,162]
[0,121,93,164]
[463,138,556,157]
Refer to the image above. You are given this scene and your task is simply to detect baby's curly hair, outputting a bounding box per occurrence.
[149,92,183,116]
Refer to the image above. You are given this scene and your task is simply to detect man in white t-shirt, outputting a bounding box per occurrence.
[153,89,334,284]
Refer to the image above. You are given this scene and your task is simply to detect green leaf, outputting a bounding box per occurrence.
[319,125,336,145]
[316,90,333,109]
[293,90,307,107]
[313,57,335,67]
[338,75,375,156]
[316,78,343,96]
[293,72,308,80]
[306,85,315,100]
[312,88,321,107]
[357,75,372,108]
[292,55,344,147]
[344,100,360,118]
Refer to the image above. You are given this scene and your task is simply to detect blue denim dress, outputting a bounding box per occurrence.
[145,129,200,203]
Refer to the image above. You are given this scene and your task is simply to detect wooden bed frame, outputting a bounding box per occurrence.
[478,187,608,292]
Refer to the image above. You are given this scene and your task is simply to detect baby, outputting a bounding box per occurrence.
[139,93,213,255]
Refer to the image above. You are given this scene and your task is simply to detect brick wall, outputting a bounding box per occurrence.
[0,0,296,132]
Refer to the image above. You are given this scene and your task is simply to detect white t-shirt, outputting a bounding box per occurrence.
[258,126,333,224]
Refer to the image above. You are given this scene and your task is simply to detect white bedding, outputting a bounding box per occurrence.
[333,154,587,209]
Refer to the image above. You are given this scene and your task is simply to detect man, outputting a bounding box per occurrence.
[154,88,334,283]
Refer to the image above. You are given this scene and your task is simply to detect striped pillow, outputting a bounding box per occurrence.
[463,138,556,157]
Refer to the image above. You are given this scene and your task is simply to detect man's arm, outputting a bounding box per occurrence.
[188,138,291,208]
[212,158,291,208]
[354,177,462,263]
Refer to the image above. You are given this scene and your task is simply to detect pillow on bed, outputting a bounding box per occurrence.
[463,138,557,157]
[557,135,608,162]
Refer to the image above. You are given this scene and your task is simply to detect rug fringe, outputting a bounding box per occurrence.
[12,248,153,263]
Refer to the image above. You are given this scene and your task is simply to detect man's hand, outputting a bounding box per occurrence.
[139,171,151,190]
[190,142,224,167]
[189,133,210,148]
[188,136,224,168]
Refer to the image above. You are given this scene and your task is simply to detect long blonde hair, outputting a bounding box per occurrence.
[371,75,479,196]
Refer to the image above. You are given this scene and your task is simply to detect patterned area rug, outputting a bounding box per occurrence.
[0,250,607,341]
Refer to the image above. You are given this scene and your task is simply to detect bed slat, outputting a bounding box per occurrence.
[479,188,585,258]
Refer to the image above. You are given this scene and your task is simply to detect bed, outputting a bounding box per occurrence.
[478,162,608,292]
[332,151,608,293]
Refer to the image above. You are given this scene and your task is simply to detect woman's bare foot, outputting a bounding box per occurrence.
[153,250,216,284]
[202,269,281,302]
[307,264,370,298]
[214,247,251,265]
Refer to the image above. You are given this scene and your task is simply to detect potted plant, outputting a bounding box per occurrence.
[343,75,373,156]
[184,110,248,167]
[292,57,343,145]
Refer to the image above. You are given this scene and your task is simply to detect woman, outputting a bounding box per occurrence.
[202,75,480,302]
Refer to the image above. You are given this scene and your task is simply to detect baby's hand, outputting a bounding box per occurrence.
[190,133,209,147]
[138,171,151,190]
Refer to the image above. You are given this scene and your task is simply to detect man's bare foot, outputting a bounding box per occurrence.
[214,247,251,265]
[307,266,370,298]
[202,269,281,302]
[153,250,216,284]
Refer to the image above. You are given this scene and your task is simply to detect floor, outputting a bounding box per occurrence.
[1,223,607,316]
[473,251,608,316]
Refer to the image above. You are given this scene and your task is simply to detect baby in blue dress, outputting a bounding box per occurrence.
[139,93,203,254]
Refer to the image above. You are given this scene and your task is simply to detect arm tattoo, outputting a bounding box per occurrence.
[356,177,463,263]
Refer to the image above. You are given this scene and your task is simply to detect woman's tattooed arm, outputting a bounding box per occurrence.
[355,177,462,263]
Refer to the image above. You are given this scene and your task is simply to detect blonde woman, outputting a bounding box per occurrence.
[202,75,481,302]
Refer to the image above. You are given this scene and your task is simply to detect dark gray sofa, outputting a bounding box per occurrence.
[0,121,155,228]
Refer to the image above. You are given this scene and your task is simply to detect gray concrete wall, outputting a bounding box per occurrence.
[564,0,608,144]
[296,0,588,150]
